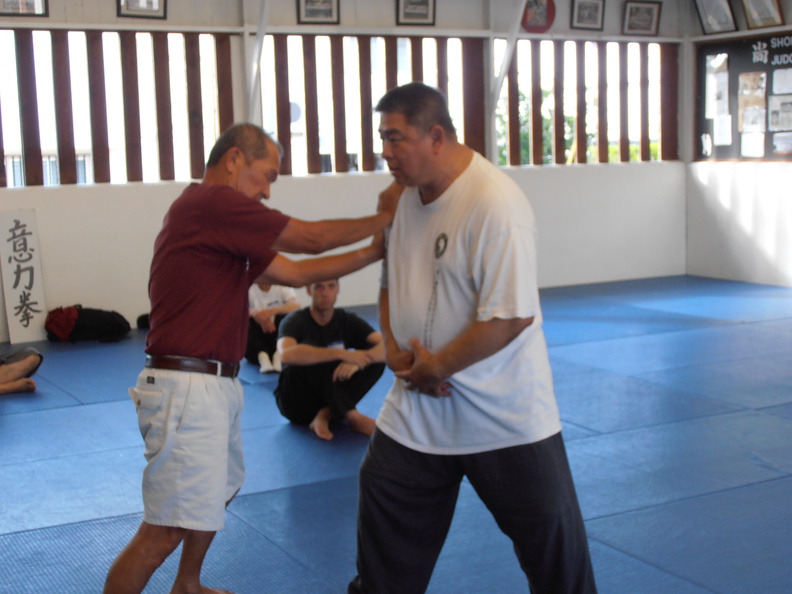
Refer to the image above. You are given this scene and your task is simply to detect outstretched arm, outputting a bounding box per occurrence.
[272,182,403,255]
[255,237,383,288]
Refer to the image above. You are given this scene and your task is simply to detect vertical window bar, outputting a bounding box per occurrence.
[152,32,174,180]
[273,34,292,175]
[411,37,423,82]
[214,34,234,134]
[358,35,375,172]
[184,33,205,180]
[618,42,629,162]
[461,37,485,155]
[302,35,321,174]
[639,43,650,161]
[435,37,448,96]
[385,36,398,91]
[51,30,77,184]
[553,41,565,164]
[597,41,608,163]
[85,31,110,183]
[330,35,348,173]
[15,30,43,186]
[660,43,679,161]
[119,31,143,182]
[507,47,521,166]
[576,41,587,164]
[530,39,542,165]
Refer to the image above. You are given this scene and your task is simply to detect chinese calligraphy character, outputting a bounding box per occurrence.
[13,291,42,328]
[752,41,769,64]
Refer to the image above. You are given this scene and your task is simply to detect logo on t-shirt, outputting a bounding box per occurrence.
[435,233,448,259]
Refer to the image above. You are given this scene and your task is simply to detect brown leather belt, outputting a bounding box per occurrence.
[145,355,239,378]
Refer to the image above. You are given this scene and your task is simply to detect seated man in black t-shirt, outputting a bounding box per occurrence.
[275,279,385,440]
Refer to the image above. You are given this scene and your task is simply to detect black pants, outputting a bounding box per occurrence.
[349,430,597,594]
[244,314,287,365]
[275,361,385,424]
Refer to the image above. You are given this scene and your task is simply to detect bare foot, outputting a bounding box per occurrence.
[0,378,36,395]
[0,353,42,384]
[309,407,334,440]
[345,409,376,436]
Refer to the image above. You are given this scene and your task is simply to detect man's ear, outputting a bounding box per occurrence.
[223,147,243,174]
[430,125,444,149]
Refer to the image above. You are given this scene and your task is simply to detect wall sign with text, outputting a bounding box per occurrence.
[0,210,48,343]
[696,32,792,160]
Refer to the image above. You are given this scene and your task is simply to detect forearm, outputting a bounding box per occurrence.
[272,213,391,255]
[429,317,534,380]
[280,344,353,366]
[366,340,386,364]
[257,244,382,288]
[378,288,412,372]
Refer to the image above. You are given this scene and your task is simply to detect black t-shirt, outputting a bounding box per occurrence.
[278,308,375,354]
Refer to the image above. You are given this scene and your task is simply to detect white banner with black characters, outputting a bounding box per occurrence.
[0,210,48,343]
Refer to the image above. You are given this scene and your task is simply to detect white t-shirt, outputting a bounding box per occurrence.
[378,152,561,455]
[248,284,297,315]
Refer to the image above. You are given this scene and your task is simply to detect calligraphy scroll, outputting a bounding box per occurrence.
[0,209,48,343]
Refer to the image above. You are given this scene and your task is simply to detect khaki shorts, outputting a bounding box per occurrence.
[130,367,245,531]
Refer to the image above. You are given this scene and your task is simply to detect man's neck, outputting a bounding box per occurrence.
[418,144,474,205]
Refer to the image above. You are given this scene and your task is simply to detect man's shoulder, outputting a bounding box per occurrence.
[336,309,375,331]
[281,307,311,327]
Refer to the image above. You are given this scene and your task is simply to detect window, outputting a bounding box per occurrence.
[0,27,679,188]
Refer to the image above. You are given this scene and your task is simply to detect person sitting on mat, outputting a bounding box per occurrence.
[0,347,43,394]
[244,282,300,373]
[275,278,385,440]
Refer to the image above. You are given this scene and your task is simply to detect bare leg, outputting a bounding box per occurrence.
[170,530,233,594]
[103,522,185,594]
[0,378,36,394]
[309,406,334,440]
[0,353,42,384]
[345,409,376,436]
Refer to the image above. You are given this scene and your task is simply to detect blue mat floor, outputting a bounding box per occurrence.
[1,275,791,593]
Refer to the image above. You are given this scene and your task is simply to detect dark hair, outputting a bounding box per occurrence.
[205,123,283,168]
[374,82,456,137]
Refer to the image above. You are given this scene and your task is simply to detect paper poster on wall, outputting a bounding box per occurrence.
[714,114,733,145]
[0,210,48,343]
[741,132,766,157]
[738,72,766,132]
[705,54,730,119]
[772,68,792,94]
[768,94,792,130]
[772,132,792,155]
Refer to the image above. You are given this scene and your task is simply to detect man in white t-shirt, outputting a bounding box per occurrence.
[245,282,300,372]
[348,83,597,593]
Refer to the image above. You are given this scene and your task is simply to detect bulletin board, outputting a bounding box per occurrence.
[696,31,792,160]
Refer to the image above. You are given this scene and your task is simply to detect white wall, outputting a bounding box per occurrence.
[687,162,792,286]
[0,163,686,342]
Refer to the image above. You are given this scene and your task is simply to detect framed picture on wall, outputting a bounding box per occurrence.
[694,0,738,34]
[622,1,662,35]
[0,0,48,17]
[742,0,784,29]
[117,0,166,19]
[397,0,436,26]
[297,0,340,25]
[571,0,605,30]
